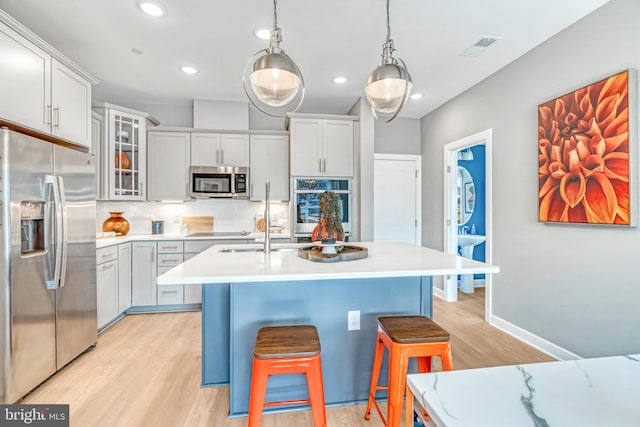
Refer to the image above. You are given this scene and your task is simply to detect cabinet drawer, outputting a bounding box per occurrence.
[96,246,118,264]
[158,240,184,253]
[157,284,184,305]
[157,253,184,267]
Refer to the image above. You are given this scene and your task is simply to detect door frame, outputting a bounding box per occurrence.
[373,153,422,245]
[442,129,493,321]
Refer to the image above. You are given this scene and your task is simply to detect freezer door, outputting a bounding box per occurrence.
[1,130,56,404]
[54,145,97,369]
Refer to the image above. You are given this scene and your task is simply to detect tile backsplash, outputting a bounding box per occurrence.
[97,199,289,235]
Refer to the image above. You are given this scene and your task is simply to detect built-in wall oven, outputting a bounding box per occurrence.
[292,178,352,241]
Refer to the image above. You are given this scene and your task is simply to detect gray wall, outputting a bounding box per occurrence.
[375,117,421,155]
[420,0,640,358]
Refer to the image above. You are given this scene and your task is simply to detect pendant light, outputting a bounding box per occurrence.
[365,0,413,122]
[243,0,304,117]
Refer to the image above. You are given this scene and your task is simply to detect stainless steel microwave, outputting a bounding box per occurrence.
[189,166,249,198]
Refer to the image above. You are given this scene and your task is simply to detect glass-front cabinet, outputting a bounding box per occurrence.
[110,111,144,200]
[93,103,158,200]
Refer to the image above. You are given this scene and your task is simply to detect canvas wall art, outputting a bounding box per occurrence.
[538,69,637,225]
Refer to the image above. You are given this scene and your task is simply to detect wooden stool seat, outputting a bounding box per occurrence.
[364,315,453,427]
[254,325,321,358]
[248,325,326,427]
[378,316,450,343]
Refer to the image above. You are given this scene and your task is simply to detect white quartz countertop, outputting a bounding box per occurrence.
[407,354,640,427]
[95,232,290,249]
[156,241,499,285]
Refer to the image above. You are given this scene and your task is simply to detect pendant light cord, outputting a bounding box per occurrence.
[273,0,278,27]
[385,0,391,41]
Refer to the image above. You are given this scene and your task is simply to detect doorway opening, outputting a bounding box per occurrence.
[441,129,493,321]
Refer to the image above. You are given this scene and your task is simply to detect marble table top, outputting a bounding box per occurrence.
[407,354,640,427]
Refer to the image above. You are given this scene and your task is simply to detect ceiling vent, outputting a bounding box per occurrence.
[461,36,501,57]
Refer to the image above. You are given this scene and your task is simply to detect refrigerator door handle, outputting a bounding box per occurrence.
[56,176,68,287]
[45,175,63,289]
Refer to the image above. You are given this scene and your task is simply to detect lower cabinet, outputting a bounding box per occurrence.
[157,240,185,305]
[96,243,131,330]
[117,243,131,312]
[131,241,158,306]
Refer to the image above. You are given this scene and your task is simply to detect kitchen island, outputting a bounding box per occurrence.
[157,241,498,417]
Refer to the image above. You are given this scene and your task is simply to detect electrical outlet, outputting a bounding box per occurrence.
[174,215,181,223]
[348,310,360,331]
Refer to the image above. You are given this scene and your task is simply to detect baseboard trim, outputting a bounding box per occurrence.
[433,286,445,300]
[490,315,582,361]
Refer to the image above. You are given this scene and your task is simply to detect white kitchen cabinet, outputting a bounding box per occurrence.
[0,16,95,148]
[117,243,131,313]
[290,118,354,177]
[157,241,185,305]
[131,242,157,306]
[250,134,289,201]
[93,103,159,201]
[183,252,201,304]
[92,112,103,195]
[96,246,119,330]
[191,132,249,167]
[147,131,190,201]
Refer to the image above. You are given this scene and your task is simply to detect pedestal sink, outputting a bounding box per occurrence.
[458,234,486,293]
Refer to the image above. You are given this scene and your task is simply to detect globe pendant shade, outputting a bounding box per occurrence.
[250,66,301,107]
[244,49,304,116]
[365,63,413,117]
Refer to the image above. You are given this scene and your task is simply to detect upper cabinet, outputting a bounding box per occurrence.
[191,132,249,167]
[250,134,289,201]
[289,116,355,177]
[148,131,191,201]
[0,12,97,149]
[93,103,159,201]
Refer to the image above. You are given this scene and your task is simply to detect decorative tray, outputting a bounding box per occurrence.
[298,245,368,263]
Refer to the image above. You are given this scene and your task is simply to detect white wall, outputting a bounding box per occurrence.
[420,0,640,358]
[375,118,421,155]
[350,97,375,241]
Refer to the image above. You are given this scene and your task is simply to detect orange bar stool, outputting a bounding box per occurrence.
[364,315,453,427]
[248,325,327,427]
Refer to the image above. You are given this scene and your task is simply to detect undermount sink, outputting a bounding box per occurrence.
[220,247,298,253]
[457,234,486,247]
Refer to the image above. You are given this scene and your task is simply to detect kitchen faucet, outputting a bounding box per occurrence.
[264,182,271,253]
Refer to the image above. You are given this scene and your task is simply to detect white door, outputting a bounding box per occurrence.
[373,155,421,244]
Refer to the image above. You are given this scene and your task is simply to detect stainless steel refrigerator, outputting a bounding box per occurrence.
[0,128,97,404]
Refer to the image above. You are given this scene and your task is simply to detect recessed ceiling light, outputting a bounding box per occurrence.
[410,93,423,100]
[255,27,271,40]
[137,1,166,17]
[332,76,348,84]
[180,66,198,74]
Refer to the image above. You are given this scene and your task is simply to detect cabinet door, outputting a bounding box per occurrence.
[322,120,354,177]
[290,119,323,176]
[191,133,219,166]
[108,111,147,200]
[250,135,289,201]
[117,243,131,313]
[131,242,157,306]
[96,260,118,329]
[220,134,249,166]
[91,114,102,196]
[51,58,92,148]
[148,131,190,201]
[0,22,51,133]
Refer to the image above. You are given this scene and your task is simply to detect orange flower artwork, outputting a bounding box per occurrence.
[538,70,633,224]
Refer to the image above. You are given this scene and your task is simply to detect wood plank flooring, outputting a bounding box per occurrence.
[22,290,553,426]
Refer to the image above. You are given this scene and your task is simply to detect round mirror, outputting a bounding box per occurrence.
[458,166,475,225]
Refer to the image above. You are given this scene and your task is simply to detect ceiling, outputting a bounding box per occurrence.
[0,0,609,119]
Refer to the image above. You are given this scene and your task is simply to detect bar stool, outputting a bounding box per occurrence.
[248,325,327,427]
[364,315,453,427]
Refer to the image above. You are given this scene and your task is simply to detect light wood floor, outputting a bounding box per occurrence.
[23,289,553,426]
